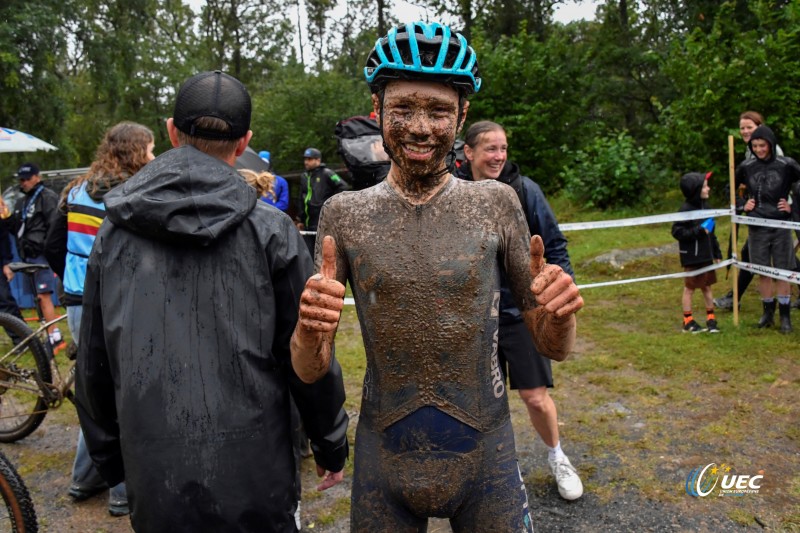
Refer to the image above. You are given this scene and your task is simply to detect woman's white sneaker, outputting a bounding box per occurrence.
[548,455,584,500]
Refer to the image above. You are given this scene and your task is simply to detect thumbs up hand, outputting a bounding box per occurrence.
[529,235,583,318]
[525,235,583,361]
[292,235,346,383]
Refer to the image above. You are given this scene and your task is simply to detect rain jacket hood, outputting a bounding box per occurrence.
[75,143,349,531]
[679,172,709,208]
[748,125,777,163]
[104,145,257,246]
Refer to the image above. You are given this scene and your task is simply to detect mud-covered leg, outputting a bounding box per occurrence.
[350,422,427,533]
[449,420,533,533]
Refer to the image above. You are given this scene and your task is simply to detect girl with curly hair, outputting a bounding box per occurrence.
[45,120,154,517]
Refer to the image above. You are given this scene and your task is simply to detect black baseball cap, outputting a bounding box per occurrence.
[16,163,40,179]
[172,71,251,140]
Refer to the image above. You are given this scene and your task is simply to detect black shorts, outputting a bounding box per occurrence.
[749,226,794,270]
[498,319,553,390]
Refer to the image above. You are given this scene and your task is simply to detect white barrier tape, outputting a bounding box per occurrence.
[731,215,800,231]
[558,209,731,232]
[339,258,798,305]
[300,209,733,236]
[735,260,800,285]
[576,259,735,289]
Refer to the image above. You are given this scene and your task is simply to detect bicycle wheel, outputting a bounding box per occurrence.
[0,313,51,443]
[0,450,38,532]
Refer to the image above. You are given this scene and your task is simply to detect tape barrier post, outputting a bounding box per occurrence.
[729,135,739,326]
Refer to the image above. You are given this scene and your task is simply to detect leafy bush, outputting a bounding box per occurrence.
[560,130,668,209]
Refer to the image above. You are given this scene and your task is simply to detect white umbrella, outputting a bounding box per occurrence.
[0,128,58,153]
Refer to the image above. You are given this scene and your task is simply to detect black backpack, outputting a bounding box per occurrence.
[334,115,390,191]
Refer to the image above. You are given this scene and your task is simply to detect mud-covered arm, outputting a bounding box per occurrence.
[273,220,349,473]
[522,236,581,361]
[290,202,346,384]
[74,230,124,486]
[501,189,582,361]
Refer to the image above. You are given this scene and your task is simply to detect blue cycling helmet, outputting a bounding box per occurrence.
[364,21,481,95]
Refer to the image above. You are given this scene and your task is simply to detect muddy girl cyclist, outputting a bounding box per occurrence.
[291,21,583,532]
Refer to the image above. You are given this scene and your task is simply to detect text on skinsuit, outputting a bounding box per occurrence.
[490,327,505,398]
[490,290,505,398]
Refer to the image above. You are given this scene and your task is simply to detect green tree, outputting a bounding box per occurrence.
[653,0,800,179]
[305,0,337,70]
[66,0,204,162]
[0,0,75,178]
[467,24,595,192]
[250,64,371,173]
[198,0,294,87]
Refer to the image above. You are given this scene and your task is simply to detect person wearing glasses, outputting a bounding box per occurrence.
[1,163,62,348]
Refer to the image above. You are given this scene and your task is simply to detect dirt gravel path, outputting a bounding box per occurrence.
[0,344,775,532]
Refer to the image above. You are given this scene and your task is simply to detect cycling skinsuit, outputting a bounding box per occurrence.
[317,176,536,532]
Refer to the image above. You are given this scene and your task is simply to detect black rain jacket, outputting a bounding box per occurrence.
[4,182,59,259]
[297,164,349,230]
[735,125,800,220]
[671,172,722,267]
[75,146,349,533]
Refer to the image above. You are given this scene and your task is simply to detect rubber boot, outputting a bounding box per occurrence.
[757,300,776,328]
[779,303,793,334]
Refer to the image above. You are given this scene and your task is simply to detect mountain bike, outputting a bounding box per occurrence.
[0,450,37,532]
[0,262,73,442]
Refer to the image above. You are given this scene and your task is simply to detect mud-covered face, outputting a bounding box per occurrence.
[377,80,463,181]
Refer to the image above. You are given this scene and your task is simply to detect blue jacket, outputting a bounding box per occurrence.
[457,161,573,322]
[261,174,289,212]
[63,182,106,298]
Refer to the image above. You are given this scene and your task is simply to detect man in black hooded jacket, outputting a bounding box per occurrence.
[75,71,349,532]
[735,125,800,333]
